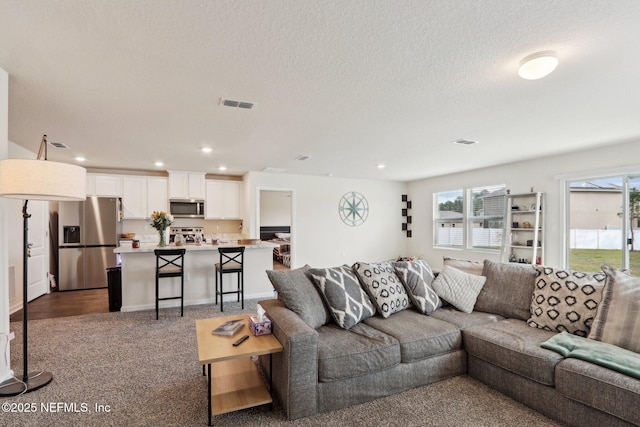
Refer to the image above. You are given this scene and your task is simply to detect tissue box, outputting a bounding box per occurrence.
[249,315,272,336]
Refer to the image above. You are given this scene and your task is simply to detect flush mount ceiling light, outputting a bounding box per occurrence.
[518,50,558,80]
[74,156,86,162]
[218,166,227,171]
[201,147,213,154]
[377,164,385,169]
[154,161,164,167]
[453,138,479,146]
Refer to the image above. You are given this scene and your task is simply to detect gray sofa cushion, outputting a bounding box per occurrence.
[392,260,442,315]
[267,265,331,329]
[363,309,462,363]
[430,307,504,330]
[317,322,400,382]
[556,358,640,426]
[310,265,376,329]
[463,319,563,386]
[588,265,640,353]
[353,261,411,318]
[476,260,536,321]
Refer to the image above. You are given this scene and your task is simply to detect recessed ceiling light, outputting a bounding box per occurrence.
[201,147,213,154]
[155,161,164,167]
[518,50,558,80]
[75,156,86,162]
[453,138,479,146]
[295,154,311,161]
[377,164,385,169]
[218,166,227,171]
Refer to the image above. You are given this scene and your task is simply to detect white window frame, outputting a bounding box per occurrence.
[433,184,506,252]
[557,165,640,269]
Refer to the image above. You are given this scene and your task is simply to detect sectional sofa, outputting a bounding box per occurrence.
[258,258,639,426]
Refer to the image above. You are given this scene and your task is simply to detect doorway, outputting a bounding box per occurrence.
[259,189,294,270]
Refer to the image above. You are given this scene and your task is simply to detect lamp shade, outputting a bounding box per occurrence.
[0,158,87,201]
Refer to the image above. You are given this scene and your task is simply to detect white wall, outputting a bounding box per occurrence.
[260,190,291,226]
[0,67,10,383]
[6,142,41,314]
[245,172,409,268]
[408,139,640,270]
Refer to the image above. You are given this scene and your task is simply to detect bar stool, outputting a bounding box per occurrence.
[215,247,245,312]
[154,248,186,320]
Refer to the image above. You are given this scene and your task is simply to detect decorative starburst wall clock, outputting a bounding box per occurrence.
[338,191,369,226]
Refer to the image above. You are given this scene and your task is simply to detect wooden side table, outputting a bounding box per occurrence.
[195,314,283,426]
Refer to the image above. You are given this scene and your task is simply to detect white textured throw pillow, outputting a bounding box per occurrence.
[432,265,486,313]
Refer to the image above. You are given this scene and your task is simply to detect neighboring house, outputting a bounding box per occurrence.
[569,181,625,230]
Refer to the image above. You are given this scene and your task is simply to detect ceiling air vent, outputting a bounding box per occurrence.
[452,138,479,146]
[48,141,70,149]
[220,98,255,110]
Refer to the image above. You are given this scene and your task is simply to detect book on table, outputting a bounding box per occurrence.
[211,319,244,336]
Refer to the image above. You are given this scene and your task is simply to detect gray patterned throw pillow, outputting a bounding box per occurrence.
[353,261,410,318]
[393,260,441,315]
[431,265,486,313]
[309,265,375,329]
[528,265,606,337]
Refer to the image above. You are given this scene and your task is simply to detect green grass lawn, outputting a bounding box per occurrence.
[570,249,640,275]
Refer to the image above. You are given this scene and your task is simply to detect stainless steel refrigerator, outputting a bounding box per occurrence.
[58,197,121,291]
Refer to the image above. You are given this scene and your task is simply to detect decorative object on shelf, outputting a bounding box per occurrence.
[0,134,87,396]
[338,191,369,226]
[401,194,412,237]
[502,192,544,265]
[150,210,173,247]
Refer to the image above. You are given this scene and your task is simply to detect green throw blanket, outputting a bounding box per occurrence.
[541,332,640,380]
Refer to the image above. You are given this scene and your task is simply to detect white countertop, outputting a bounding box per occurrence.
[114,241,278,254]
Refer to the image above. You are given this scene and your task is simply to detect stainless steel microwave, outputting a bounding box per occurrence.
[169,199,205,218]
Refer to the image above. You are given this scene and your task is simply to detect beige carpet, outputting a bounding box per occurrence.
[3,300,561,426]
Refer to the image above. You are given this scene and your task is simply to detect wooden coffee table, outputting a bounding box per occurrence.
[195,314,283,425]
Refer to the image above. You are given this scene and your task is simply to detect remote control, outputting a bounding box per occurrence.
[233,335,250,346]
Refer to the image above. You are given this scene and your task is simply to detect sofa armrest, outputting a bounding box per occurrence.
[258,298,319,419]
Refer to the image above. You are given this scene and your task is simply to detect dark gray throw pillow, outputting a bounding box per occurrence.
[476,260,536,321]
[393,260,441,315]
[309,265,375,329]
[266,265,331,329]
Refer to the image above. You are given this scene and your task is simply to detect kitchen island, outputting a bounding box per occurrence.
[114,241,278,312]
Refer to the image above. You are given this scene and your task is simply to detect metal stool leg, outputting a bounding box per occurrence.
[155,273,159,320]
[220,269,224,312]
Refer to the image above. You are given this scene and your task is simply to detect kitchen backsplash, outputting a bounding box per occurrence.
[121,218,243,237]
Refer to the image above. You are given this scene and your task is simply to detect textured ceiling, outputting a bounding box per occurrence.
[1,1,640,181]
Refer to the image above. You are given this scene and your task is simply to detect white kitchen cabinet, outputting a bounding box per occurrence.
[205,180,241,219]
[87,173,122,196]
[168,171,205,199]
[122,176,168,219]
[147,177,168,213]
[122,177,148,219]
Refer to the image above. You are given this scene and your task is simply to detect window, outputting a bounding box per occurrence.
[434,189,463,248]
[468,185,506,250]
[434,185,506,250]
[567,174,639,276]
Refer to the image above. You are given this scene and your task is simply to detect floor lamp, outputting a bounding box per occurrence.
[0,135,86,396]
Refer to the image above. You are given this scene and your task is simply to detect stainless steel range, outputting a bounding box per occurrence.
[169,226,204,244]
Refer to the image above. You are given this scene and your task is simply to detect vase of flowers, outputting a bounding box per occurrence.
[150,211,173,247]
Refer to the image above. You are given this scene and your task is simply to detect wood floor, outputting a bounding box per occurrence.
[10,260,289,322]
[10,288,110,322]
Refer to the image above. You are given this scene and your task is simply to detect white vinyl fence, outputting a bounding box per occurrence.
[437,228,503,248]
[570,229,640,251]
